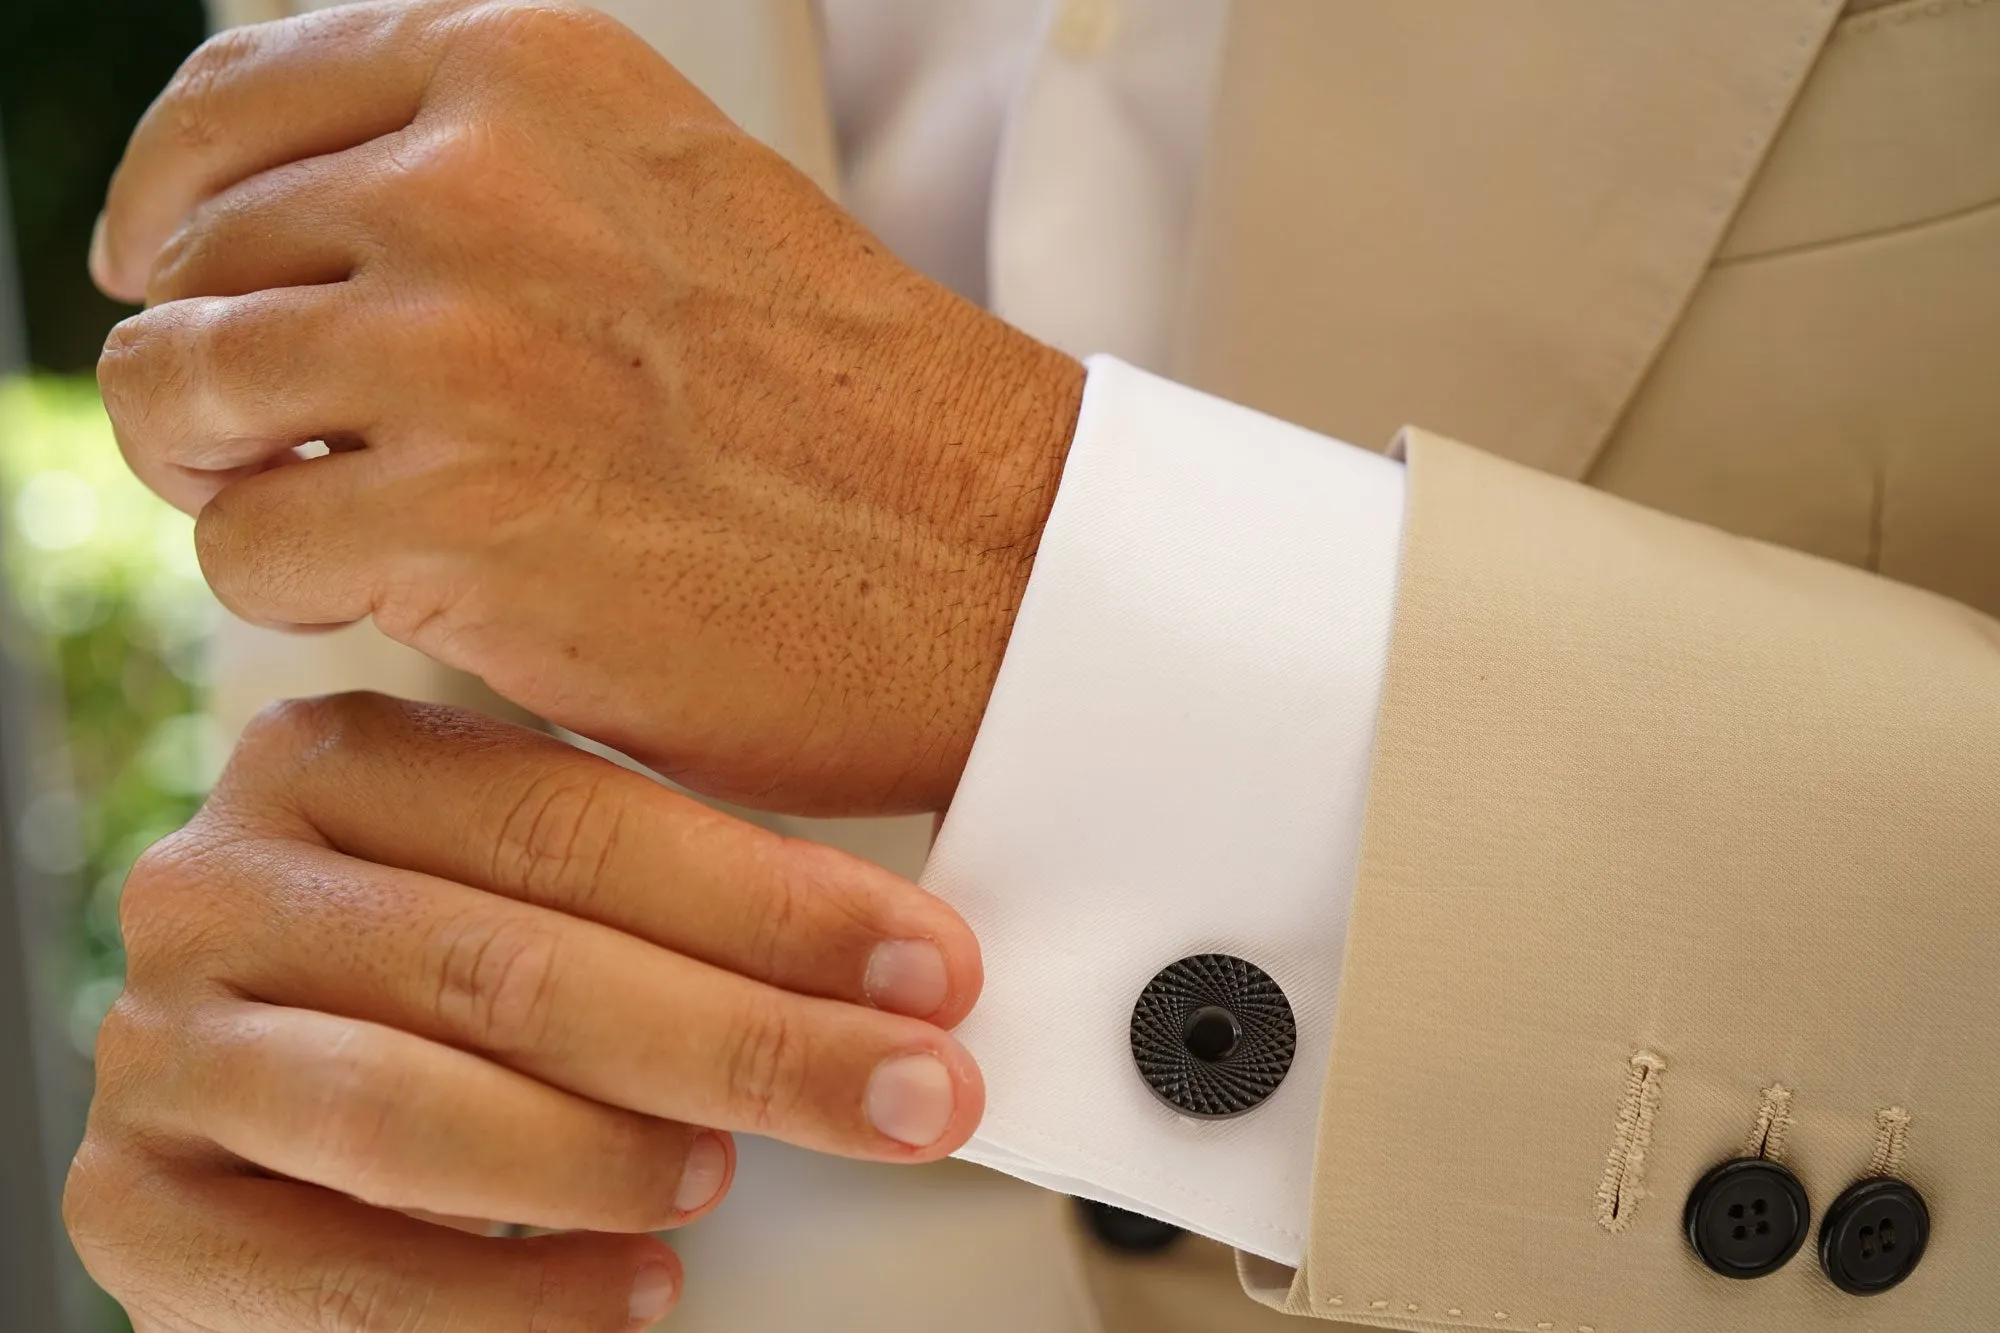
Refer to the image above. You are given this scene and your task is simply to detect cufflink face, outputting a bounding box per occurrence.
[1819,1177,1930,1295]
[1129,953,1295,1119]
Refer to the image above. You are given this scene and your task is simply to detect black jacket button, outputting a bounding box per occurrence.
[1819,1177,1929,1295]
[1684,1158,1811,1278]
[1129,954,1295,1119]
[1075,1198,1184,1254]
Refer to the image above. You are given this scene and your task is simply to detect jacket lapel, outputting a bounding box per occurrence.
[1178,0,1844,479]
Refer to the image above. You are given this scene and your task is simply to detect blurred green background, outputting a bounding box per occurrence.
[3,0,215,1003]
[3,3,212,1328]
[1,378,219,1058]
[4,0,214,1011]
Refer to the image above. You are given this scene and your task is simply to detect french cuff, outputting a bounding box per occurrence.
[921,355,1407,1266]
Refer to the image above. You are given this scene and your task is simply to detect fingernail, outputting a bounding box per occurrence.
[865,939,948,1018]
[628,1262,678,1327]
[673,1132,727,1214]
[88,212,112,290]
[865,1052,955,1148]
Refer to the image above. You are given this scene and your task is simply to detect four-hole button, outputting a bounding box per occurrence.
[1684,1158,1811,1279]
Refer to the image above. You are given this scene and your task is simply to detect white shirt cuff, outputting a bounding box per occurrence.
[920,355,1408,1265]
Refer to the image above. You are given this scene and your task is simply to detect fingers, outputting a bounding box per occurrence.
[98,285,380,513]
[169,1001,731,1231]
[144,144,385,306]
[98,283,416,625]
[196,835,983,1160]
[95,1,451,302]
[192,451,393,628]
[243,693,982,1025]
[69,1145,682,1333]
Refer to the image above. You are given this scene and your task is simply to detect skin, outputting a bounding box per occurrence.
[66,692,986,1332]
[92,0,1087,818]
[78,3,1087,1324]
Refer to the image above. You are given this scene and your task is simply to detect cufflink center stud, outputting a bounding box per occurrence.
[1183,1006,1241,1062]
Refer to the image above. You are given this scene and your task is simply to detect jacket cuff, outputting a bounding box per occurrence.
[1293,429,1998,1329]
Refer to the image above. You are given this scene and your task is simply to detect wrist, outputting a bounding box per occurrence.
[900,301,1085,810]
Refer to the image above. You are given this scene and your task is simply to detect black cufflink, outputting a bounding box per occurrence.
[1074,1198,1184,1254]
[1820,1177,1929,1295]
[1129,953,1295,1119]
[1684,1158,1811,1279]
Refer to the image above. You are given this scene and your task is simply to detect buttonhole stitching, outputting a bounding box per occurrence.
[1868,1106,1912,1177]
[1596,1050,1667,1233]
[1744,1084,1795,1161]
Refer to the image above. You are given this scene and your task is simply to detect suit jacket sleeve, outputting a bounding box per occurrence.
[1239,427,2000,1330]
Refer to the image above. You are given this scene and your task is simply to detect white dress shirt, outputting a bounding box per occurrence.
[823,0,1409,1265]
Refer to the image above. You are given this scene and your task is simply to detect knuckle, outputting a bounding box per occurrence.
[233,694,343,763]
[431,910,566,1053]
[234,691,398,766]
[96,310,183,425]
[115,869,173,970]
[88,994,138,1068]
[121,830,195,909]
[61,1141,146,1295]
[296,1031,405,1204]
[98,299,251,436]
[95,315,146,391]
[61,1141,119,1256]
[188,295,273,390]
[164,28,264,152]
[117,832,216,973]
[86,995,156,1111]
[144,241,197,306]
[744,859,804,986]
[145,209,221,301]
[491,764,628,902]
[723,1000,807,1132]
[507,1241,605,1333]
[367,574,471,653]
[385,119,512,208]
[63,1110,197,1307]
[215,691,438,819]
[215,694,380,817]
[235,694,319,750]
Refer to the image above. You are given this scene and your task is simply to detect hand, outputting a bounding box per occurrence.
[65,692,984,1333]
[93,0,1086,816]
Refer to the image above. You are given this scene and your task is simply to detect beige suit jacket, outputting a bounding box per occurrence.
[206,1,2000,1329]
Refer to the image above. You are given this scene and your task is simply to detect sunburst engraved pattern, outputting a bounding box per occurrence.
[1129,953,1295,1119]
